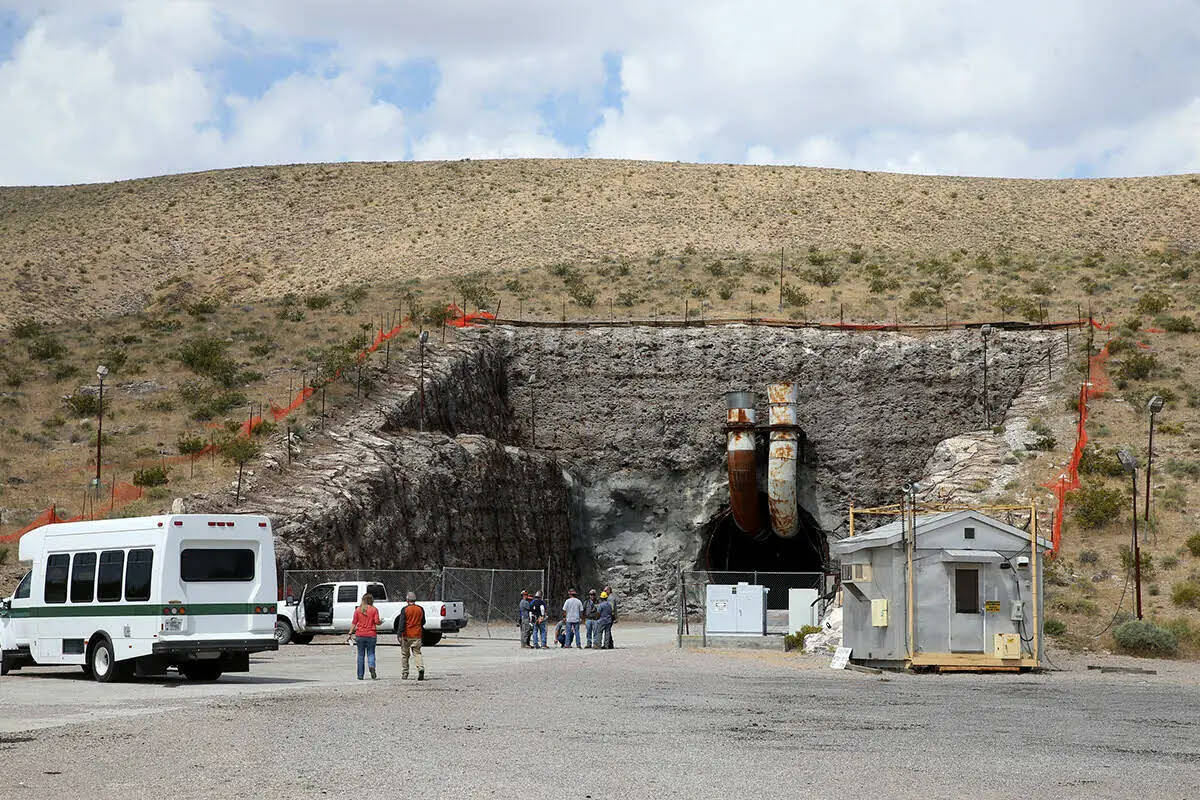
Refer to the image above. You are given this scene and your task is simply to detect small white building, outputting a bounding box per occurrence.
[831,510,1049,670]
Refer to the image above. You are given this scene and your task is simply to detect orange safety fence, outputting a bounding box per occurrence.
[0,483,145,544]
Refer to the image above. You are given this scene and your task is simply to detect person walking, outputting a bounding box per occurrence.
[350,593,381,680]
[562,588,584,649]
[400,591,426,681]
[596,591,614,650]
[518,590,533,648]
[529,590,548,649]
[583,589,600,648]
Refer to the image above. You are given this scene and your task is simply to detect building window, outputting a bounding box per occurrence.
[955,568,980,614]
[964,527,975,540]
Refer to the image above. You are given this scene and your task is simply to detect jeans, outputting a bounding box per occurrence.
[533,620,547,647]
[585,619,597,646]
[355,637,377,679]
[565,621,582,647]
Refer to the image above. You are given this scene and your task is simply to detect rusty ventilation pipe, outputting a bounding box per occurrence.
[767,382,800,538]
[724,391,763,536]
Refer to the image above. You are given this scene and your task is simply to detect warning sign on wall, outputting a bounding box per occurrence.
[985,600,1002,613]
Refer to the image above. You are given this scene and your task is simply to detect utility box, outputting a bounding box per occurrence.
[871,598,889,627]
[788,588,818,633]
[706,583,768,635]
[993,633,1020,659]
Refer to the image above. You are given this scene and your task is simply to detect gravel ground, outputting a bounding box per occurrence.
[2,625,1198,799]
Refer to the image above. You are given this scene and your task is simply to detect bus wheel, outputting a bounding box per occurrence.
[274,618,294,646]
[90,639,122,684]
[181,662,223,681]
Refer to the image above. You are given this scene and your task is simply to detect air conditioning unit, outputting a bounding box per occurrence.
[840,563,872,583]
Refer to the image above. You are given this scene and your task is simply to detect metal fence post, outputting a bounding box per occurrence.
[486,568,495,639]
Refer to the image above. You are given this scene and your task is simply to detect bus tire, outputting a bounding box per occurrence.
[89,638,122,684]
[274,618,294,646]
[421,631,443,647]
[292,634,313,645]
[181,662,223,682]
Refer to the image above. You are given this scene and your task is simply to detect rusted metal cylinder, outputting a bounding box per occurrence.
[767,382,799,538]
[725,391,763,536]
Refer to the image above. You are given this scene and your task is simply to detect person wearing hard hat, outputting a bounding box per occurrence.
[595,591,614,650]
[603,585,618,649]
[518,590,533,649]
[583,589,601,648]
[529,590,549,649]
[561,588,584,649]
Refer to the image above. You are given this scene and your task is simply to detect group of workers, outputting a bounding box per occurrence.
[519,587,617,649]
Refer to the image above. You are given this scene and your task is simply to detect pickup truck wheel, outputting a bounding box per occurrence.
[274,618,294,646]
[181,662,223,681]
[421,631,443,647]
[292,634,314,645]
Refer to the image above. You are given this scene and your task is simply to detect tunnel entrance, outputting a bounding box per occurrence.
[702,492,827,610]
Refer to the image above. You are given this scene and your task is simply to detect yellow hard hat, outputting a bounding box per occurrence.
[600,591,608,598]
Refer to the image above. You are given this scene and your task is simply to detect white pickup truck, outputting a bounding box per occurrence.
[274,580,466,647]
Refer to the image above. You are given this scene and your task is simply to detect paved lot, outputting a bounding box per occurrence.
[2,625,1199,799]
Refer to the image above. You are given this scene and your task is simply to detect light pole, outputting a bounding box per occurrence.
[1117,449,1143,620]
[980,324,991,427]
[418,330,429,432]
[1145,395,1164,523]
[95,364,108,489]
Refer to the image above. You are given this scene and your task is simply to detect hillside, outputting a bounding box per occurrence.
[2,159,1200,328]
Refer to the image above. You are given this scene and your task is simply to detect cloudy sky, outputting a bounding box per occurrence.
[1,1,1199,185]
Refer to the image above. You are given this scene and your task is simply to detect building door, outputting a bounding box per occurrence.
[949,567,984,652]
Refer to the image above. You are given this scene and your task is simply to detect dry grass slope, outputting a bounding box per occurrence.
[3,159,1200,327]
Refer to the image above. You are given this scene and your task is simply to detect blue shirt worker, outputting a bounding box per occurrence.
[595,592,614,649]
[583,589,600,648]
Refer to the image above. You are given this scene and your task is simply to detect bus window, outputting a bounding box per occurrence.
[125,549,153,601]
[180,549,254,582]
[45,554,69,603]
[97,550,125,602]
[15,571,31,600]
[70,552,97,603]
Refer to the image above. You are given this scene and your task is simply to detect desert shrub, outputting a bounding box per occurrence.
[995,293,1021,315]
[342,284,369,304]
[1026,418,1056,451]
[453,273,498,310]
[141,316,183,333]
[1078,549,1100,565]
[28,336,66,361]
[175,336,238,386]
[847,249,864,264]
[11,318,44,339]
[176,433,207,458]
[688,283,710,299]
[569,284,598,307]
[276,305,304,322]
[1162,483,1188,512]
[1119,545,1155,579]
[1187,533,1200,557]
[1051,594,1100,616]
[1071,485,1125,529]
[781,285,810,308]
[805,263,840,287]
[3,367,22,388]
[704,260,728,277]
[1078,446,1125,477]
[249,342,274,358]
[51,363,80,382]
[132,465,169,488]
[1118,353,1157,382]
[868,276,899,294]
[1166,457,1200,480]
[1162,618,1200,649]
[615,290,638,308]
[784,624,823,651]
[423,302,453,327]
[186,297,220,316]
[1044,617,1067,636]
[1113,619,1177,657]
[906,288,943,309]
[304,293,332,310]
[1161,555,1180,570]
[98,347,127,373]
[63,393,101,417]
[1171,580,1200,609]
[717,280,736,300]
[1156,315,1196,333]
[1135,291,1172,315]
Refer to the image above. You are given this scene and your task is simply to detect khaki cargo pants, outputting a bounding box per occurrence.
[401,637,424,677]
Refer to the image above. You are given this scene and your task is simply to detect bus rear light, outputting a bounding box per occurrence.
[173,520,183,526]
[207,521,216,527]
[258,522,268,528]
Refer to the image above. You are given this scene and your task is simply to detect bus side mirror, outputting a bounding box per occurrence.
[1,598,10,610]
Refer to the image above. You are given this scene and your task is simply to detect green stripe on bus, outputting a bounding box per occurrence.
[1,603,273,619]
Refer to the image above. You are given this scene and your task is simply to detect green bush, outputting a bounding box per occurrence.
[11,318,44,339]
[175,336,239,386]
[784,624,823,651]
[63,393,101,417]
[176,433,207,458]
[1186,533,1200,557]
[1162,618,1199,649]
[1135,291,1172,315]
[1171,580,1200,609]
[906,288,944,309]
[28,336,66,361]
[1165,459,1200,480]
[1078,446,1126,477]
[132,465,169,488]
[1044,617,1067,636]
[1156,315,1196,333]
[186,297,220,316]
[1119,545,1154,579]
[781,285,810,308]
[1113,619,1177,657]
[1071,485,1125,529]
[1026,417,1056,451]
[805,264,840,287]
[1078,549,1100,565]
[1051,594,1100,616]
[304,294,332,310]
[1118,353,1157,382]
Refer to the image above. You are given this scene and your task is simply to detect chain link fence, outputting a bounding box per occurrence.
[442,567,545,639]
[282,569,442,604]
[678,570,831,638]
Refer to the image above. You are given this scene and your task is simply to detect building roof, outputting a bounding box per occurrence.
[833,509,1051,555]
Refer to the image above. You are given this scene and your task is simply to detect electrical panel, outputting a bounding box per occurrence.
[993,632,1021,659]
[870,598,889,627]
[1010,600,1025,621]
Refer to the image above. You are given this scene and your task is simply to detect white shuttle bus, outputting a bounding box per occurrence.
[0,514,278,682]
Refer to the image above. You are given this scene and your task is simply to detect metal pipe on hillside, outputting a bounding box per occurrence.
[767,382,800,538]
[725,391,763,536]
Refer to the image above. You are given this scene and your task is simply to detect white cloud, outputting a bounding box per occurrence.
[1,0,1199,183]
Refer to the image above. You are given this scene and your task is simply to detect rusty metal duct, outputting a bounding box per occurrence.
[724,391,763,536]
[767,382,800,538]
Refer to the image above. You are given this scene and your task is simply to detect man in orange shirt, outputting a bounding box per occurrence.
[401,591,426,681]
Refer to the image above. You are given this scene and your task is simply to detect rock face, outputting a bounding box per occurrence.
[199,323,1050,615]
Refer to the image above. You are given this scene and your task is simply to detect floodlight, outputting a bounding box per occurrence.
[96,364,109,379]
[1117,449,1138,473]
[1147,395,1165,414]
[419,330,429,345]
